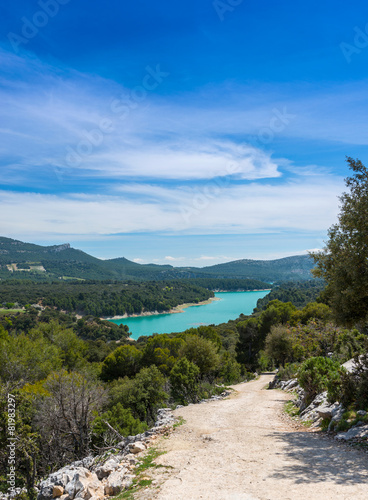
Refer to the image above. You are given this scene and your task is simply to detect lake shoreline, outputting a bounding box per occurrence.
[107,290,271,339]
[102,296,220,321]
[212,288,272,292]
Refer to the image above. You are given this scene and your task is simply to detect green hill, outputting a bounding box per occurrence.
[0,236,315,283]
[185,255,315,282]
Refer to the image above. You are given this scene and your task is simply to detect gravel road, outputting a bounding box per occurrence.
[138,373,368,500]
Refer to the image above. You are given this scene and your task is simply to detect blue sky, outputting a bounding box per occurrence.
[1,0,368,265]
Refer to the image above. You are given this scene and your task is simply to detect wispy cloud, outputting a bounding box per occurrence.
[0,47,357,257]
[1,48,368,193]
[0,170,344,240]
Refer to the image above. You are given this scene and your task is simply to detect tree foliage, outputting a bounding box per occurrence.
[265,325,293,367]
[109,366,167,424]
[169,357,200,404]
[100,345,143,381]
[311,157,368,325]
[180,335,220,377]
[297,357,345,406]
[92,403,147,447]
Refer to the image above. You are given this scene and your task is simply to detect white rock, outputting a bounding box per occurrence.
[335,425,368,441]
[128,441,146,454]
[316,402,340,419]
[95,459,119,479]
[65,471,103,500]
[104,469,128,496]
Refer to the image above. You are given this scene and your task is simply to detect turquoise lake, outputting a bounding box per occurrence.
[110,290,270,340]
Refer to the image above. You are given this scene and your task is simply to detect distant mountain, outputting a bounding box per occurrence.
[182,255,315,282]
[0,236,315,282]
[0,237,171,281]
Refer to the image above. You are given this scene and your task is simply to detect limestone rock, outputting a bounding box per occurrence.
[52,486,64,498]
[342,357,358,373]
[38,486,54,500]
[64,471,103,500]
[95,459,119,480]
[104,469,128,496]
[316,402,340,419]
[155,408,175,427]
[128,441,146,454]
[328,405,345,431]
[335,424,368,441]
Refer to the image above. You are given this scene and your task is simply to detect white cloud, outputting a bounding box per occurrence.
[0,172,343,239]
[163,256,186,262]
[2,48,368,190]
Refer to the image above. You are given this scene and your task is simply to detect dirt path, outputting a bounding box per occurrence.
[139,373,368,500]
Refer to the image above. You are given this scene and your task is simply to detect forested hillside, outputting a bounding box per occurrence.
[188,254,315,282]
[254,280,325,311]
[0,236,314,282]
[0,280,213,317]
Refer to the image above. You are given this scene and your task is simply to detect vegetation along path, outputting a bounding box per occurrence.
[138,374,368,500]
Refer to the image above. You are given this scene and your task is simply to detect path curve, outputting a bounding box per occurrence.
[141,373,368,500]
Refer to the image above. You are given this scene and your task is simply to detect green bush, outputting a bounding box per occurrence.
[297,357,344,406]
[218,352,241,384]
[109,366,167,424]
[265,325,293,367]
[100,345,143,381]
[180,335,220,378]
[92,403,147,447]
[277,362,300,381]
[331,352,368,409]
[169,357,200,404]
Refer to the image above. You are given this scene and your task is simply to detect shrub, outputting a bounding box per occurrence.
[257,350,273,372]
[92,403,147,447]
[297,357,344,406]
[218,352,241,383]
[180,335,220,377]
[109,366,168,424]
[331,351,368,409]
[265,325,293,367]
[277,362,300,381]
[100,345,143,381]
[169,357,200,404]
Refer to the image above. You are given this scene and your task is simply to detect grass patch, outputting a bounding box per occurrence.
[301,419,313,428]
[137,479,152,487]
[134,447,166,475]
[284,400,300,418]
[320,417,331,431]
[173,416,186,429]
[118,491,134,500]
[114,447,169,499]
[0,308,24,315]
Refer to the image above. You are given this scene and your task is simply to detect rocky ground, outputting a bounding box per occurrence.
[135,373,368,500]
